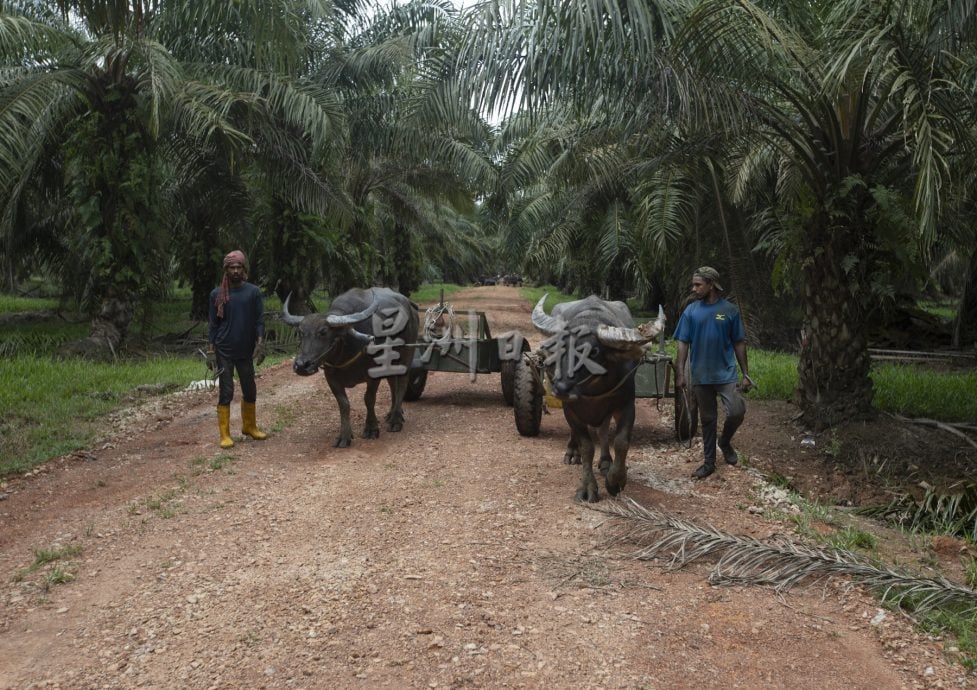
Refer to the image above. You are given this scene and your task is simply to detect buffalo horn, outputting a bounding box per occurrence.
[281,293,305,326]
[530,294,566,335]
[596,325,653,349]
[326,289,381,326]
[597,309,665,349]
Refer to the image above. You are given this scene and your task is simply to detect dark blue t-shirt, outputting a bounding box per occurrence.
[673,297,744,385]
[208,282,265,359]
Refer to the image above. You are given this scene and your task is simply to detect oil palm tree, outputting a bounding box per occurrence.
[458,0,977,427]
[0,0,343,353]
[310,0,496,294]
[678,0,977,426]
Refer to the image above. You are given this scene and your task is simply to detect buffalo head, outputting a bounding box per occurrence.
[531,295,665,401]
[282,293,377,376]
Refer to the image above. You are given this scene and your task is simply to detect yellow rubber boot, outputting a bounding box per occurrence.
[241,401,268,440]
[217,405,234,449]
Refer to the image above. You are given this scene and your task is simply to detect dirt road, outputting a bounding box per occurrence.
[0,287,969,689]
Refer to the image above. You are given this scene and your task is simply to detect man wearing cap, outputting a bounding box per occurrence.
[673,267,753,479]
[207,250,268,448]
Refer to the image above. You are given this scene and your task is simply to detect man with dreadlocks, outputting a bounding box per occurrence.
[207,250,268,448]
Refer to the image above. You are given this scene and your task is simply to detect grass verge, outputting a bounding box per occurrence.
[0,354,200,475]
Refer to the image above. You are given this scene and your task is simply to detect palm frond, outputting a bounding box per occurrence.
[457,0,677,118]
[592,497,977,615]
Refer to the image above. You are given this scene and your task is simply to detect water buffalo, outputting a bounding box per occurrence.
[531,295,664,501]
[283,287,419,447]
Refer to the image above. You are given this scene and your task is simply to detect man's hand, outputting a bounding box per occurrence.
[253,340,266,366]
[206,349,217,372]
[674,370,686,390]
[738,374,755,392]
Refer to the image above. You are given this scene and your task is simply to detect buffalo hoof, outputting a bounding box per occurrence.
[385,412,405,432]
[334,436,352,448]
[363,427,380,439]
[598,455,612,476]
[606,467,626,495]
[563,450,581,465]
[575,482,600,503]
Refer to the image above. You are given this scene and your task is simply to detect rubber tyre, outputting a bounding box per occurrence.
[513,357,543,437]
[404,368,428,402]
[675,387,699,441]
[500,359,517,406]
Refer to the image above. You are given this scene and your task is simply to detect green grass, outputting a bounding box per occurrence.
[739,349,798,401]
[0,295,60,312]
[144,487,183,517]
[919,299,958,322]
[14,544,83,582]
[209,452,236,471]
[0,354,201,475]
[0,315,90,357]
[410,283,467,304]
[270,401,300,434]
[901,601,977,671]
[44,566,75,586]
[32,544,82,567]
[732,349,977,423]
[828,525,879,551]
[519,284,578,310]
[871,365,977,422]
[0,292,203,356]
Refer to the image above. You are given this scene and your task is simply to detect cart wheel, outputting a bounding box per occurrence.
[675,387,698,441]
[514,357,543,437]
[404,368,428,402]
[500,359,516,406]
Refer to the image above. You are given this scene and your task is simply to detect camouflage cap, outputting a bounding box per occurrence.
[694,266,723,292]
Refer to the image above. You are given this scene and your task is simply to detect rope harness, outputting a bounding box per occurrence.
[321,349,365,369]
[313,337,366,370]
[525,350,643,402]
[423,302,458,341]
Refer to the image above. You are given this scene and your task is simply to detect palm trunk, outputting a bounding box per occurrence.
[796,232,875,429]
[188,226,219,321]
[61,294,134,359]
[90,295,134,352]
[190,266,217,322]
[953,247,977,349]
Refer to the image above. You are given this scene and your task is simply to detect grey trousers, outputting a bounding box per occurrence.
[693,382,746,465]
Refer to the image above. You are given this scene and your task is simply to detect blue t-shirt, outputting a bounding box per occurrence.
[673,297,744,385]
[208,282,265,359]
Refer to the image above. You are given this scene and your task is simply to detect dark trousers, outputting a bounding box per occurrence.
[693,382,746,465]
[216,352,257,406]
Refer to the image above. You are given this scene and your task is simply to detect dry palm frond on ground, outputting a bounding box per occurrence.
[592,497,977,615]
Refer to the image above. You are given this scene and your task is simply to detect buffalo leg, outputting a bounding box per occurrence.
[565,411,599,502]
[563,431,581,465]
[605,404,634,496]
[326,377,354,448]
[385,372,407,432]
[596,418,612,476]
[363,378,381,439]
